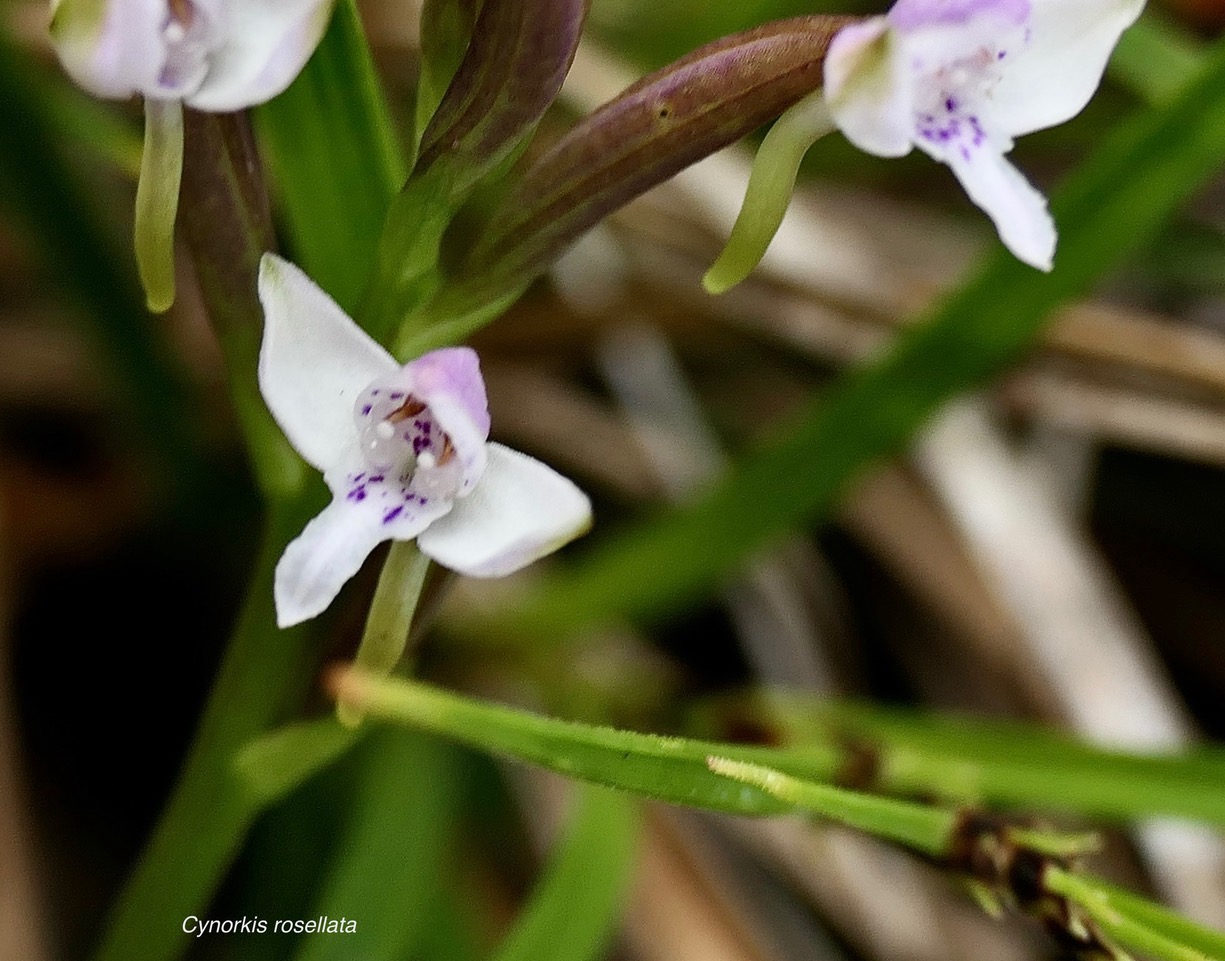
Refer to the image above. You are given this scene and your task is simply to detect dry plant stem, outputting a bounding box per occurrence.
[736,820,1034,961]
[616,222,1225,470]
[595,323,836,689]
[624,810,776,961]
[90,112,327,961]
[483,358,1038,714]
[916,400,1225,926]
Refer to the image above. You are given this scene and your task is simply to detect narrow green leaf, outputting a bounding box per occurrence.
[42,80,143,176]
[1086,878,1225,961]
[255,0,406,314]
[707,757,955,855]
[1045,868,1225,961]
[472,31,1225,642]
[1111,14,1205,104]
[416,0,481,150]
[491,786,639,961]
[331,671,841,814]
[234,718,363,808]
[293,730,464,961]
[697,696,1225,827]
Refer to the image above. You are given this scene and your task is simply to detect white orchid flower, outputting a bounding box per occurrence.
[49,0,336,311]
[824,0,1145,270]
[50,0,333,111]
[257,254,593,628]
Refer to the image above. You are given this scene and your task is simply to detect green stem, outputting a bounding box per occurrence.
[338,541,432,725]
[89,498,326,961]
[134,98,184,312]
[91,107,323,961]
[703,89,834,294]
[1045,868,1222,961]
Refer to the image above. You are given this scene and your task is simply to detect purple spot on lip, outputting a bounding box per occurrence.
[360,404,373,416]
[370,389,379,396]
[383,506,403,524]
[998,50,1007,59]
[347,487,367,502]
[369,474,385,483]
[945,96,957,112]
[353,472,366,482]
[389,391,404,400]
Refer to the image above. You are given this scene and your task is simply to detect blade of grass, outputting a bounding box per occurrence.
[470,31,1225,643]
[1084,877,1225,960]
[293,730,464,961]
[1045,868,1225,961]
[695,696,1225,827]
[328,670,840,814]
[491,785,639,961]
[255,0,406,314]
[1110,14,1205,104]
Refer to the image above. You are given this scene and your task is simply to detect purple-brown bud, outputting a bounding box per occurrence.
[416,0,590,185]
[464,15,857,280]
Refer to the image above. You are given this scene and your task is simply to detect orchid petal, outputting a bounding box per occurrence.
[275,467,453,628]
[50,0,166,100]
[257,254,396,473]
[824,17,913,159]
[187,0,336,112]
[887,0,1029,31]
[942,142,1054,270]
[418,443,592,578]
[988,0,1145,136]
[400,348,491,494]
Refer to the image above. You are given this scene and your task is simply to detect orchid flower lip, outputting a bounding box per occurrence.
[823,0,1144,271]
[257,254,593,627]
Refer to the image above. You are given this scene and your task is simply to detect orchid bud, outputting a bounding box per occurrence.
[461,15,855,285]
[415,0,589,190]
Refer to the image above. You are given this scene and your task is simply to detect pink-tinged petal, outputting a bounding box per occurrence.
[187,0,335,111]
[888,0,1028,30]
[941,143,1054,270]
[258,254,396,473]
[401,348,491,494]
[51,0,166,100]
[275,467,453,627]
[824,18,914,159]
[988,0,1145,137]
[418,443,592,578]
